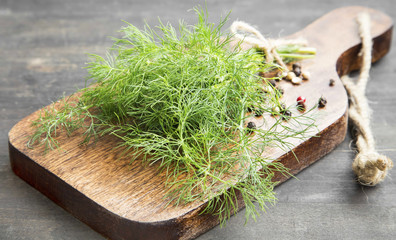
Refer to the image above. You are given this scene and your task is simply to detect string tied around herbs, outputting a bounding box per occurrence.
[341,12,393,186]
[230,20,308,70]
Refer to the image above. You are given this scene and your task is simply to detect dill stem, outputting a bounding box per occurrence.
[278,53,315,59]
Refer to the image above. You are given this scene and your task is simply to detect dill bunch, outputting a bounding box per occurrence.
[28,7,315,225]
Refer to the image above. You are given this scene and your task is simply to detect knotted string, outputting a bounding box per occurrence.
[231,15,392,186]
[230,21,307,70]
[341,13,393,186]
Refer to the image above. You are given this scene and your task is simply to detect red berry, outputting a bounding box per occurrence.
[296,96,306,104]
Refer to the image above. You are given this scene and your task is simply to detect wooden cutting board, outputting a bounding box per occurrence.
[8,6,392,240]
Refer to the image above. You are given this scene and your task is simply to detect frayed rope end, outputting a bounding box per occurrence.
[352,152,393,186]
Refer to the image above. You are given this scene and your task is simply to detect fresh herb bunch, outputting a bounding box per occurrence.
[28,7,315,225]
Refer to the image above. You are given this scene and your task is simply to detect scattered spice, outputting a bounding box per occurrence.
[293,66,302,77]
[276,87,284,97]
[296,96,306,104]
[258,88,268,94]
[297,96,306,111]
[301,71,310,80]
[257,89,267,102]
[286,71,296,81]
[268,79,277,87]
[254,108,264,117]
[271,106,280,116]
[297,104,306,112]
[246,121,256,133]
[292,63,301,70]
[279,62,311,84]
[296,96,306,112]
[318,96,327,108]
[282,110,292,120]
[329,79,335,86]
[277,71,287,80]
[291,76,302,85]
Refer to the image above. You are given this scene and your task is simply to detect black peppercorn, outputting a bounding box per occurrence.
[281,110,292,120]
[292,63,301,70]
[258,89,267,102]
[293,67,302,77]
[247,121,256,134]
[268,79,276,87]
[259,89,268,94]
[254,108,263,117]
[329,79,335,86]
[318,97,327,108]
[297,103,306,112]
[276,87,284,97]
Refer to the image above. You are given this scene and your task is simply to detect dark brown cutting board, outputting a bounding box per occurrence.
[8,6,392,240]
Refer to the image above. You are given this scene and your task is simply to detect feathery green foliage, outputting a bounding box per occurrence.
[28,7,316,225]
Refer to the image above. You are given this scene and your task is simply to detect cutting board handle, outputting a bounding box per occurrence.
[293,6,393,76]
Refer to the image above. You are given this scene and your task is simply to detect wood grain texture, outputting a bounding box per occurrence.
[6,5,393,240]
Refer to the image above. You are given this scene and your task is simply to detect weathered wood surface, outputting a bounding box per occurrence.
[2,1,396,240]
[7,5,392,240]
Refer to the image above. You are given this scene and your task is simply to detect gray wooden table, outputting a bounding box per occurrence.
[1,0,395,239]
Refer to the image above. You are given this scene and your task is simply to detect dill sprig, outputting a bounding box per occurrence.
[277,45,317,62]
[28,6,316,225]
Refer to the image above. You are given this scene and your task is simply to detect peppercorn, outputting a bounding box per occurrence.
[258,88,268,94]
[318,97,327,108]
[276,87,284,97]
[275,72,282,81]
[254,108,263,117]
[301,71,310,80]
[329,79,335,86]
[297,101,305,112]
[291,76,302,85]
[296,96,306,111]
[278,71,288,80]
[282,110,292,120]
[292,63,301,70]
[246,121,256,134]
[297,104,306,112]
[296,96,306,104]
[286,72,296,81]
[268,79,276,87]
[293,67,302,77]
[271,106,280,116]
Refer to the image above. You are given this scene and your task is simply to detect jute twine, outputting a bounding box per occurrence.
[230,13,393,186]
[341,13,393,186]
[230,21,307,70]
